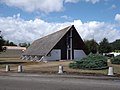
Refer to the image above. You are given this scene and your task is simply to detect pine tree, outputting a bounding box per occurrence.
[99,38,111,54]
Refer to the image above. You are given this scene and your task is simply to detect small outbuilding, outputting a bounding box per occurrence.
[22,25,87,61]
[0,46,26,58]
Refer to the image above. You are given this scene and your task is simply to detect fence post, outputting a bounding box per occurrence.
[18,65,23,72]
[6,65,10,72]
[58,64,63,74]
[108,66,114,76]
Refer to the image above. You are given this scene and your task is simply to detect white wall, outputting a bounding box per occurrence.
[74,50,86,60]
[109,52,120,57]
[43,49,61,61]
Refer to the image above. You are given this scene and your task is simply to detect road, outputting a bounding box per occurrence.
[0,74,120,90]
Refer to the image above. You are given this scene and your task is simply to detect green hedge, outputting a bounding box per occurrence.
[69,53,108,70]
[111,55,120,64]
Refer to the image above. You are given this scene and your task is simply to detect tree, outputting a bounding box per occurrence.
[26,43,30,48]
[4,40,17,46]
[19,42,30,48]
[4,40,10,46]
[99,38,111,54]
[0,31,5,52]
[9,42,17,46]
[110,39,120,51]
[84,39,98,54]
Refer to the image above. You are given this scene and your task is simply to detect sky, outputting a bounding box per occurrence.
[0,0,120,44]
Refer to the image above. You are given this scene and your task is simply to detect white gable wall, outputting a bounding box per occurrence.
[42,49,86,61]
[43,49,61,61]
[74,50,86,60]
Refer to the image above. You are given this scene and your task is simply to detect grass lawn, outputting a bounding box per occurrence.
[112,64,120,75]
[0,57,120,76]
[0,57,39,70]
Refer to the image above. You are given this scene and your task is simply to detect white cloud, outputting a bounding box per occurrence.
[115,14,120,22]
[61,15,72,20]
[0,0,103,13]
[85,0,100,4]
[0,14,120,44]
[65,0,100,4]
[0,0,64,13]
[0,14,72,43]
[65,0,79,3]
[74,21,119,42]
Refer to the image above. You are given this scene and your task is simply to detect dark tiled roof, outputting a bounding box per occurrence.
[23,25,72,56]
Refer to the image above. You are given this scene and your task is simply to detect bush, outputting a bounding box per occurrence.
[69,53,108,70]
[111,55,120,64]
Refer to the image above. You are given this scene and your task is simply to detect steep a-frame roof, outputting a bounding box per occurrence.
[23,25,73,56]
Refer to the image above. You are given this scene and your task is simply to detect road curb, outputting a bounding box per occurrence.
[0,72,120,81]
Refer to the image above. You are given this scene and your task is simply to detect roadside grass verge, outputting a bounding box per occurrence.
[112,64,120,75]
[0,57,40,69]
[0,58,120,76]
[0,57,20,61]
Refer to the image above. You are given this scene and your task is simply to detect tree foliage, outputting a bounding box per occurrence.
[110,39,120,51]
[4,40,17,46]
[0,31,17,52]
[99,38,111,54]
[84,38,120,54]
[84,39,98,54]
[19,42,30,48]
[0,31,5,52]
[111,55,120,64]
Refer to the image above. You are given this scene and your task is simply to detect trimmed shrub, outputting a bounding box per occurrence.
[111,55,120,64]
[69,53,108,70]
